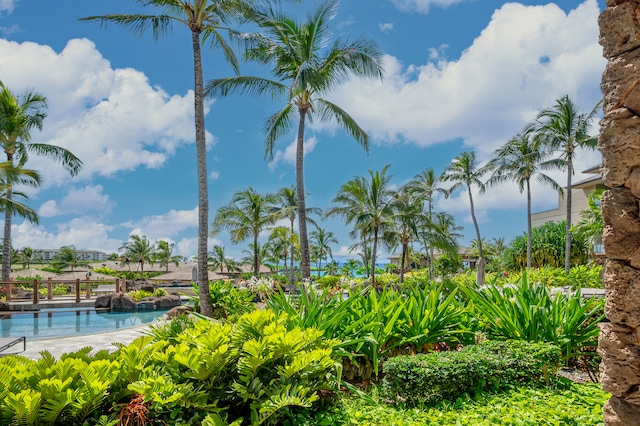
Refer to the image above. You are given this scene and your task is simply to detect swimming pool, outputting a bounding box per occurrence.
[0,308,169,340]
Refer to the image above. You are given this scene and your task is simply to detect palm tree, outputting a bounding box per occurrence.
[309,227,337,278]
[441,151,489,286]
[0,82,82,282]
[572,189,604,259]
[390,187,423,283]
[154,240,182,272]
[327,165,396,285]
[265,226,290,275]
[80,0,255,318]
[533,95,601,274]
[121,234,155,276]
[0,162,40,226]
[324,259,339,276]
[211,187,279,276]
[405,167,448,280]
[206,0,384,279]
[208,244,240,274]
[275,185,320,284]
[52,246,85,272]
[487,128,562,269]
[19,247,34,270]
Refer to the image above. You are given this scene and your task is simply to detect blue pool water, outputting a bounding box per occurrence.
[0,308,168,340]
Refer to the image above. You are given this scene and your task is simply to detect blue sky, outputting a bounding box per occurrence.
[0,0,606,262]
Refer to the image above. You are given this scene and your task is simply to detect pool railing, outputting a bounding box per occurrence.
[1,277,124,304]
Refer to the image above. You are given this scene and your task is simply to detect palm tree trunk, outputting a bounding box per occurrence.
[2,188,12,283]
[468,186,485,286]
[296,110,311,279]
[192,30,213,317]
[290,218,295,285]
[526,178,532,269]
[400,242,407,283]
[253,234,259,276]
[565,156,573,274]
[428,201,434,281]
[371,228,378,286]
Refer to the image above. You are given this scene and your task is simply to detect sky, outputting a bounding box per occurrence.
[0,0,607,263]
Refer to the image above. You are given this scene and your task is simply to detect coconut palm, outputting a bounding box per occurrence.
[405,167,448,279]
[327,165,396,285]
[533,95,601,273]
[487,127,562,269]
[275,185,320,284]
[309,226,337,278]
[211,187,279,276]
[390,186,423,283]
[121,234,155,276]
[80,0,257,317]
[208,244,240,274]
[0,82,82,282]
[206,0,384,279]
[265,226,292,275]
[441,151,490,286]
[153,240,182,272]
[52,246,86,272]
[0,162,40,227]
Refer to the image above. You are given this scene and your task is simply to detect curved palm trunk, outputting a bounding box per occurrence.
[564,156,573,274]
[253,234,259,276]
[192,31,213,317]
[468,186,485,286]
[296,110,311,279]
[526,178,532,269]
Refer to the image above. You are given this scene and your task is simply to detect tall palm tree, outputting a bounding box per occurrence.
[121,234,155,276]
[487,128,562,269]
[275,185,320,284]
[19,247,34,270]
[206,0,384,279]
[327,165,396,285]
[390,186,423,283]
[533,95,601,274]
[211,187,279,276]
[309,226,337,278]
[80,0,254,317]
[0,82,82,282]
[406,167,448,279]
[153,240,182,272]
[52,246,85,272]
[441,151,489,286]
[0,162,40,226]
[265,226,291,275]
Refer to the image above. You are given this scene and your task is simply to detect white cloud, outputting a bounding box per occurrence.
[390,0,467,14]
[129,207,199,241]
[268,136,319,170]
[0,38,214,188]
[0,0,16,14]
[379,22,394,32]
[331,0,604,157]
[209,171,220,180]
[38,184,114,218]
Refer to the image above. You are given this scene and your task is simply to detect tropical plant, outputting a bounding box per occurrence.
[212,187,279,276]
[441,151,490,286]
[208,244,241,274]
[459,272,605,364]
[153,240,182,272]
[206,0,384,279]
[120,234,155,276]
[17,246,34,270]
[80,0,263,318]
[533,95,601,274]
[189,279,254,318]
[52,245,88,271]
[572,189,604,259]
[388,186,423,283]
[265,226,293,275]
[406,167,448,279]
[0,82,82,282]
[327,165,396,285]
[487,127,562,269]
[309,227,338,279]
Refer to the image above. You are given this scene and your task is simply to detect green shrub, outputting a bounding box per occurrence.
[381,340,561,407]
[91,266,119,276]
[127,288,167,301]
[190,280,255,319]
[314,275,341,291]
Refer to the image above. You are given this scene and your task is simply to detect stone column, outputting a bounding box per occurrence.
[598,1,640,424]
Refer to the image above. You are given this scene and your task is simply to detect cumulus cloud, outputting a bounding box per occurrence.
[128,207,199,241]
[390,0,467,14]
[379,22,394,32]
[0,38,214,188]
[330,0,604,157]
[268,136,319,170]
[38,184,114,218]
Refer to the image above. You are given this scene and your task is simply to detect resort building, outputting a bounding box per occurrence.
[33,249,110,262]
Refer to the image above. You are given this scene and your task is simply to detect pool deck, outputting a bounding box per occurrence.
[1,323,152,359]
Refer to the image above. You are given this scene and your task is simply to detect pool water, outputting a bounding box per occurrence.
[0,308,168,340]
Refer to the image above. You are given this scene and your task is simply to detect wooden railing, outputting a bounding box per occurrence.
[1,277,123,304]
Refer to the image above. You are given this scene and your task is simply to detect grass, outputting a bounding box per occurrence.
[284,381,608,426]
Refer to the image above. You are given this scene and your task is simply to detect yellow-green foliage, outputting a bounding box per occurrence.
[127,288,168,301]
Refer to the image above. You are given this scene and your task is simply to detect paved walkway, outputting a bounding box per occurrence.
[1,324,152,359]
